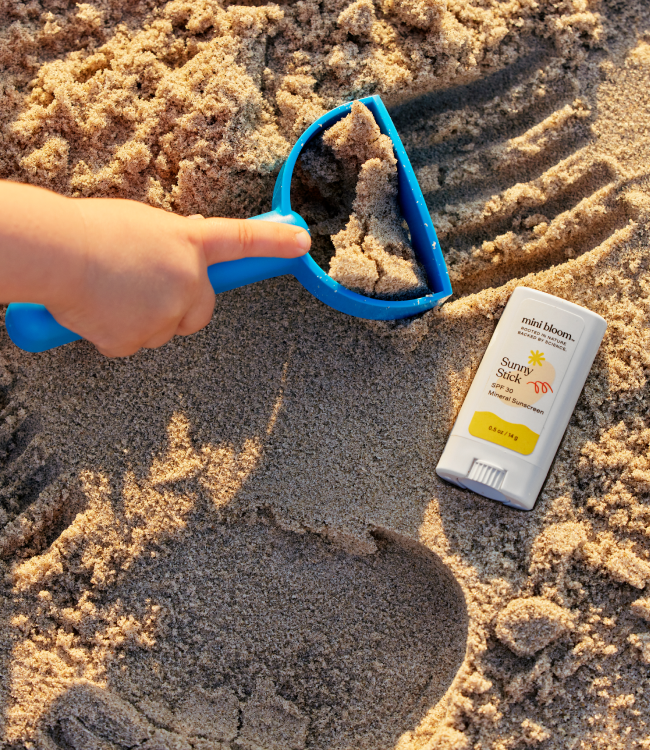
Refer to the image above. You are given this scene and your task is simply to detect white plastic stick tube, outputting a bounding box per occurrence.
[436,287,607,510]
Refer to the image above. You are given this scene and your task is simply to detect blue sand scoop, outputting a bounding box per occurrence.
[6,95,452,353]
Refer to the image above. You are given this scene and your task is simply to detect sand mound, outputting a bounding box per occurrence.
[298,100,430,299]
[3,0,650,749]
[495,597,575,658]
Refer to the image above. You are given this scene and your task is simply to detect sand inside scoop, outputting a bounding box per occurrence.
[297,101,430,300]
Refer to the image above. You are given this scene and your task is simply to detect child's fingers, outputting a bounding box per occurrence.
[141,322,182,350]
[198,217,310,265]
[175,282,216,337]
[94,337,143,358]
[139,282,215,348]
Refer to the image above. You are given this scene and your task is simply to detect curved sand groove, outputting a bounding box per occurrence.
[33,524,467,750]
[394,46,637,302]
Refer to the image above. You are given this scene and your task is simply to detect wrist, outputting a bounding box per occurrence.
[0,182,87,309]
[38,196,89,311]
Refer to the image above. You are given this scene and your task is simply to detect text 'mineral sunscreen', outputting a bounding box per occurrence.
[436,287,607,510]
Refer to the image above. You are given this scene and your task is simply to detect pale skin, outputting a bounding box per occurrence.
[0,181,310,357]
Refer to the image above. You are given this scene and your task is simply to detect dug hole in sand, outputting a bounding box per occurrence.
[2,0,650,749]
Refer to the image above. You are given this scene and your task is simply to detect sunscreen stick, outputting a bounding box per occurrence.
[436,287,607,510]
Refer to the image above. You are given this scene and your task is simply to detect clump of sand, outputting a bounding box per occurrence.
[495,597,575,658]
[301,100,430,299]
[4,1,650,750]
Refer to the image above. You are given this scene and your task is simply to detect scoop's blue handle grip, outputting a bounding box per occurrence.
[5,209,309,353]
[5,304,82,352]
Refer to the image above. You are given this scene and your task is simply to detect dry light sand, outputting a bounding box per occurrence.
[1,0,650,748]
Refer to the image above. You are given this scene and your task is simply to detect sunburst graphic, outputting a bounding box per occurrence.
[528,350,545,367]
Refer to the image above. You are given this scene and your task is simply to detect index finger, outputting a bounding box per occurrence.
[197,217,311,266]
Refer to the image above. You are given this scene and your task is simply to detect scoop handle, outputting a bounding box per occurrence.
[5,304,81,353]
[5,210,309,353]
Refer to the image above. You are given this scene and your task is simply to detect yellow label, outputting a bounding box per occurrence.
[469,411,539,455]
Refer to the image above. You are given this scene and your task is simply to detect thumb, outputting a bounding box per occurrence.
[197,217,311,265]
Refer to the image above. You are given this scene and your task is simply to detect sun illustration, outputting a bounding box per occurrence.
[528,350,545,367]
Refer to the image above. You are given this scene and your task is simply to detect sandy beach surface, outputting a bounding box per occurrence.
[1,0,650,748]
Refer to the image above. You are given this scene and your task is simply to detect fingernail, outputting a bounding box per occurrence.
[294,230,311,251]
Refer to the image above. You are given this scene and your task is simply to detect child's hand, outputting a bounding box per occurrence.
[57,198,310,357]
[0,182,310,357]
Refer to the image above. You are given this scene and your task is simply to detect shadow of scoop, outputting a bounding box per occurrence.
[42,520,467,750]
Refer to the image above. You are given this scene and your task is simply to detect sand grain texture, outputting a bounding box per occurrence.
[2,0,650,748]
[300,100,430,300]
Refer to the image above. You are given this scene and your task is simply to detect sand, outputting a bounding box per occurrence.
[2,0,650,748]
[298,100,430,299]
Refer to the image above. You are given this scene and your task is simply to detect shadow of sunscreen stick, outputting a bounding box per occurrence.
[436,287,607,510]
